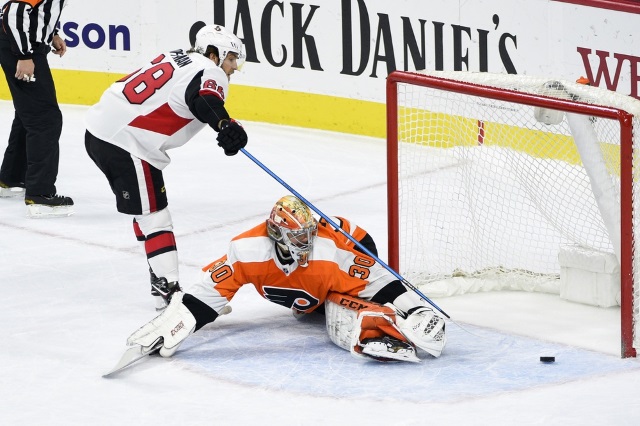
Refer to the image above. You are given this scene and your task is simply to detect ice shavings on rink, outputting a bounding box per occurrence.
[176,302,640,403]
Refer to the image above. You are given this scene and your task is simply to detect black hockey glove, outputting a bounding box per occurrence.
[217,119,248,156]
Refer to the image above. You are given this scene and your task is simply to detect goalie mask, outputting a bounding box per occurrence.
[194,25,246,69]
[266,196,318,267]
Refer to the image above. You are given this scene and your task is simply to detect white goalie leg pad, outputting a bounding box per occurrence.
[396,307,447,358]
[127,292,196,358]
[324,295,357,352]
[325,292,419,363]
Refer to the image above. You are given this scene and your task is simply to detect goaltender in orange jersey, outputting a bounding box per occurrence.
[124,195,448,363]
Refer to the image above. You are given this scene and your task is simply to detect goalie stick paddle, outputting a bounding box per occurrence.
[239,148,450,319]
[102,341,162,378]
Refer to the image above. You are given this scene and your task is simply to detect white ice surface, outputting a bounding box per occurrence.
[1,101,640,425]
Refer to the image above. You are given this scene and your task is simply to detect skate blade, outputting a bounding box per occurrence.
[26,204,74,218]
[0,187,25,198]
[361,344,421,363]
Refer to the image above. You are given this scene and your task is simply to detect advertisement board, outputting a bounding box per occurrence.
[1,0,637,136]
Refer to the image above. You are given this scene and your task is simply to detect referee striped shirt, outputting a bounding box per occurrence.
[1,0,67,58]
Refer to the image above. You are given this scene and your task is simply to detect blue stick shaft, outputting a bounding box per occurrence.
[240,148,450,318]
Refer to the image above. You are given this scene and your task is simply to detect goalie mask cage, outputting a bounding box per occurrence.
[386,70,640,358]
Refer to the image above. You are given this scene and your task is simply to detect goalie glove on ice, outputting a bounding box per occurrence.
[217,119,247,156]
[127,292,219,358]
[396,307,447,358]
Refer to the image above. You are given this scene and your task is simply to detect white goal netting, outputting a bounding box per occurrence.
[387,70,640,356]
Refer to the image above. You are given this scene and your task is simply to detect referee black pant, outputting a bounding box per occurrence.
[0,37,62,196]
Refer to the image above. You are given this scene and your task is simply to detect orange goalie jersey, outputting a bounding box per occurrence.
[194,217,397,314]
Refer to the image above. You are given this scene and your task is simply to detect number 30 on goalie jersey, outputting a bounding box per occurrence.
[195,219,398,314]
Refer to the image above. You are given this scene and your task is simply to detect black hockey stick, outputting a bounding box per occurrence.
[240,148,450,319]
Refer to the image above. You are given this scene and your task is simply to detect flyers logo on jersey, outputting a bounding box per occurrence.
[262,286,319,312]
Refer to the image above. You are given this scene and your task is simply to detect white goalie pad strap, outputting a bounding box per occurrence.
[127,292,196,358]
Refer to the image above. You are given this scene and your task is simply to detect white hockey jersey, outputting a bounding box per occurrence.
[85,49,229,169]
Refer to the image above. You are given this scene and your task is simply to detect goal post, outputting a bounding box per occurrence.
[386,70,639,358]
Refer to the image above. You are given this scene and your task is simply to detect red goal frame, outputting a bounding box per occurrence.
[386,70,636,358]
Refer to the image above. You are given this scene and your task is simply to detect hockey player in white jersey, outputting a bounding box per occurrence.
[85,25,247,311]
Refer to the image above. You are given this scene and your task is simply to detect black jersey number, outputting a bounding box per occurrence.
[122,54,175,105]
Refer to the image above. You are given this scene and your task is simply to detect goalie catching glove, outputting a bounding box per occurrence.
[127,292,223,358]
[217,119,247,156]
[396,306,446,358]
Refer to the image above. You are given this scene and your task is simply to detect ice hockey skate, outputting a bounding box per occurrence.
[25,194,74,218]
[361,336,420,363]
[150,274,182,311]
[0,180,25,198]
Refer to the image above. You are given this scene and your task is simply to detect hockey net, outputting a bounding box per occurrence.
[386,70,640,357]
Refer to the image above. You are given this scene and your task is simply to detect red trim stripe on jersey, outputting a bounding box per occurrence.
[141,160,157,212]
[199,88,223,100]
[128,103,193,136]
[145,231,177,258]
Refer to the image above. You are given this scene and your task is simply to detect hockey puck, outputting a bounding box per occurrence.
[540,356,555,363]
